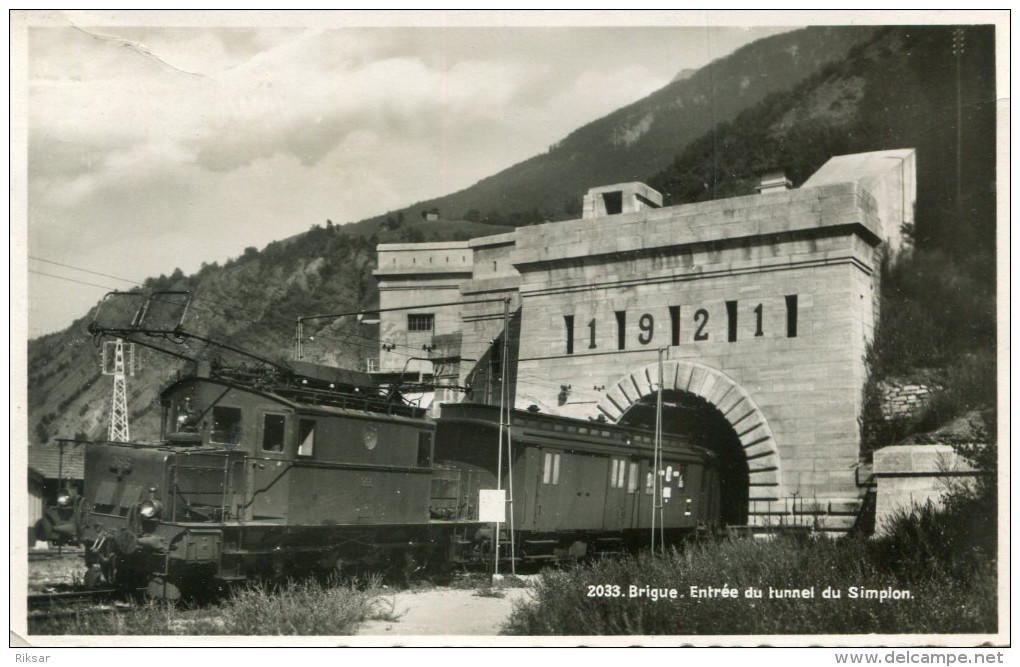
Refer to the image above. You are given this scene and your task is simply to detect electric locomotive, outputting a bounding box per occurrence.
[60,359,463,598]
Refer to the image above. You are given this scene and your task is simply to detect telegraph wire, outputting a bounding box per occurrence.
[28,269,123,292]
[29,256,143,286]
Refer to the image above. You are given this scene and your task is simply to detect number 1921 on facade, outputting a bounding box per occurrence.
[562,295,799,354]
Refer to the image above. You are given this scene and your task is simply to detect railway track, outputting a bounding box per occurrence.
[27,588,136,621]
[28,549,83,561]
[28,588,121,611]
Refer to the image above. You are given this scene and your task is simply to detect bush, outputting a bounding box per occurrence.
[506,437,998,636]
[859,247,996,456]
[505,518,995,635]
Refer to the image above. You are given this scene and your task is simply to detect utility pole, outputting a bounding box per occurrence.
[952,27,965,208]
[502,299,516,575]
[650,347,666,553]
[494,298,514,577]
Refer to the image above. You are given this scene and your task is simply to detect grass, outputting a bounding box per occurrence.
[503,497,997,635]
[29,575,397,636]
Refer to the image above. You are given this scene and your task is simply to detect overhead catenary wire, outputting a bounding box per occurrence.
[32,262,618,406]
[31,255,484,364]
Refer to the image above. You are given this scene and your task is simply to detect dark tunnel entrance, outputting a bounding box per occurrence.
[617,390,749,526]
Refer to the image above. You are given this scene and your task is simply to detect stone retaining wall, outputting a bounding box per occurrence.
[879,379,941,421]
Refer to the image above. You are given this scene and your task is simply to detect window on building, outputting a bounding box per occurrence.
[564,315,574,355]
[726,300,738,342]
[627,462,640,493]
[615,311,626,350]
[542,452,561,485]
[210,407,242,445]
[408,313,435,332]
[262,414,286,452]
[298,419,315,457]
[417,432,433,466]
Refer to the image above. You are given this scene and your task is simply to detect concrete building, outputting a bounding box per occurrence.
[373,149,916,534]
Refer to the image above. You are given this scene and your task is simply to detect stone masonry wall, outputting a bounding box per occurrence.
[879,379,940,421]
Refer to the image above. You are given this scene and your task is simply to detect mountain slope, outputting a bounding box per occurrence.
[354,26,877,226]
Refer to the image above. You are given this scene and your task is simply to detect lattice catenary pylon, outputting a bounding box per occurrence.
[107,338,130,442]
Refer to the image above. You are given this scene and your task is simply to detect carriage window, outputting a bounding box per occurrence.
[645,470,654,495]
[627,462,639,493]
[542,452,561,485]
[417,432,433,466]
[211,407,242,444]
[298,419,315,457]
[610,458,626,488]
[677,465,685,489]
[262,414,286,452]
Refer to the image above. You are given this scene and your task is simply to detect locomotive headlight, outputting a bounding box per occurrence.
[56,490,72,507]
[139,499,163,519]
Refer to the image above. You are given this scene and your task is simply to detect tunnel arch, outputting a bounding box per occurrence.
[595,361,781,525]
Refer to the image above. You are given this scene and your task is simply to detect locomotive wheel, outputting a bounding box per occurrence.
[145,576,182,601]
[115,528,139,555]
[93,537,144,592]
[83,564,104,589]
[402,549,427,585]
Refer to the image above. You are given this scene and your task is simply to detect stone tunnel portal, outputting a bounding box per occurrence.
[617,391,750,527]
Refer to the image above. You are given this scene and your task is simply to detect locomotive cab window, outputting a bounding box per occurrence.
[261,414,287,452]
[211,406,242,445]
[417,432,433,466]
[298,419,315,457]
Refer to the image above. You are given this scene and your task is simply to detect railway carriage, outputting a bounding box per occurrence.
[435,403,720,560]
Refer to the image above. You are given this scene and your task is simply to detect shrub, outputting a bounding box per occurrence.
[505,524,995,635]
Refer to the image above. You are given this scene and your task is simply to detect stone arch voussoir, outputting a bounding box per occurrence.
[595,360,781,497]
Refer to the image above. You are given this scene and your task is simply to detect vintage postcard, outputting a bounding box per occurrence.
[9,9,1010,655]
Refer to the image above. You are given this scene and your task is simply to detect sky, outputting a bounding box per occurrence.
[17,12,796,338]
